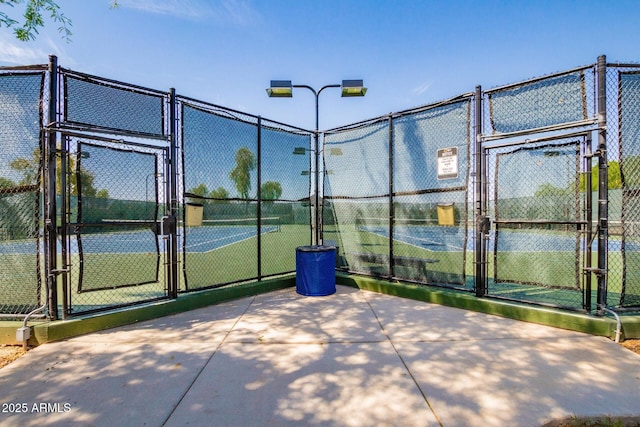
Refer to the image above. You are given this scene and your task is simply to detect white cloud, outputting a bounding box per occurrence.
[0,33,75,67]
[0,35,47,65]
[413,80,433,97]
[43,35,77,67]
[117,0,261,25]
[219,0,261,26]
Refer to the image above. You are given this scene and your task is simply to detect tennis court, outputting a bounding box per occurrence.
[183,219,281,254]
[1,223,631,256]
[0,223,281,256]
[359,224,635,253]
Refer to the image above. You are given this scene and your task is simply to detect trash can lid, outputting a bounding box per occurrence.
[296,245,336,252]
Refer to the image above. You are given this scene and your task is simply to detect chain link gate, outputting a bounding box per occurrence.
[54,67,176,317]
[57,135,170,315]
[482,135,592,310]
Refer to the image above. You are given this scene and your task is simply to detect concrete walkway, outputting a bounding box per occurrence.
[1,285,639,427]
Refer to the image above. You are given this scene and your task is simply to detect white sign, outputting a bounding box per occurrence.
[437,147,458,179]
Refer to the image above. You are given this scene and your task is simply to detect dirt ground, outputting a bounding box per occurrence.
[0,345,27,369]
[620,338,640,354]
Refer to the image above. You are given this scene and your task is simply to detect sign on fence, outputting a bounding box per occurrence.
[437,147,458,180]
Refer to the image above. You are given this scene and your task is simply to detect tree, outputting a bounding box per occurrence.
[229,147,256,200]
[9,151,39,185]
[260,181,282,202]
[579,161,622,191]
[0,0,71,41]
[187,184,229,203]
[96,189,109,199]
[0,177,15,188]
[1,0,118,41]
[9,148,102,196]
[620,157,640,189]
[189,183,209,198]
[534,183,571,197]
[209,187,229,201]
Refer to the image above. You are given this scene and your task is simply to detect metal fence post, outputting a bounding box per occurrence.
[388,114,395,278]
[584,134,593,312]
[257,116,262,280]
[168,88,179,299]
[474,85,487,297]
[596,55,608,313]
[314,116,320,245]
[45,55,59,320]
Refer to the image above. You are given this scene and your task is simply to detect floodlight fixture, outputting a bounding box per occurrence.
[266,80,293,97]
[341,80,367,97]
[266,78,367,245]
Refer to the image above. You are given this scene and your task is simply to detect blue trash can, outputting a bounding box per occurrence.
[296,245,336,296]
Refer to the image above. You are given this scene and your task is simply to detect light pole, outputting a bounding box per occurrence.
[266,79,367,245]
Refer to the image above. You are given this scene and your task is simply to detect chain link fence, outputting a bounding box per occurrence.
[180,98,312,291]
[62,68,166,137]
[259,121,312,277]
[614,64,640,308]
[324,119,391,277]
[323,97,472,289]
[2,54,640,318]
[480,66,597,310]
[0,69,45,316]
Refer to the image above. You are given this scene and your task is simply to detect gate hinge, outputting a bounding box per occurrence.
[583,267,607,277]
[50,269,69,276]
[584,150,604,159]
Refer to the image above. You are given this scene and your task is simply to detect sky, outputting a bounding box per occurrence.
[1,0,639,132]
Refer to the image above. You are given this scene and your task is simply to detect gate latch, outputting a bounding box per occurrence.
[477,216,491,234]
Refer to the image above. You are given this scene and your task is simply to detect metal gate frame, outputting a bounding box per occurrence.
[46,60,179,318]
[480,133,592,311]
[56,133,172,317]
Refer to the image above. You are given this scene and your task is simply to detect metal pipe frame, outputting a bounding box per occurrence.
[168,88,179,299]
[257,116,262,279]
[596,55,609,313]
[388,114,395,278]
[474,85,487,297]
[46,55,59,320]
[291,83,341,245]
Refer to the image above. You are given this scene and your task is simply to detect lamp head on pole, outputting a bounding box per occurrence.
[341,79,367,97]
[266,80,293,97]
